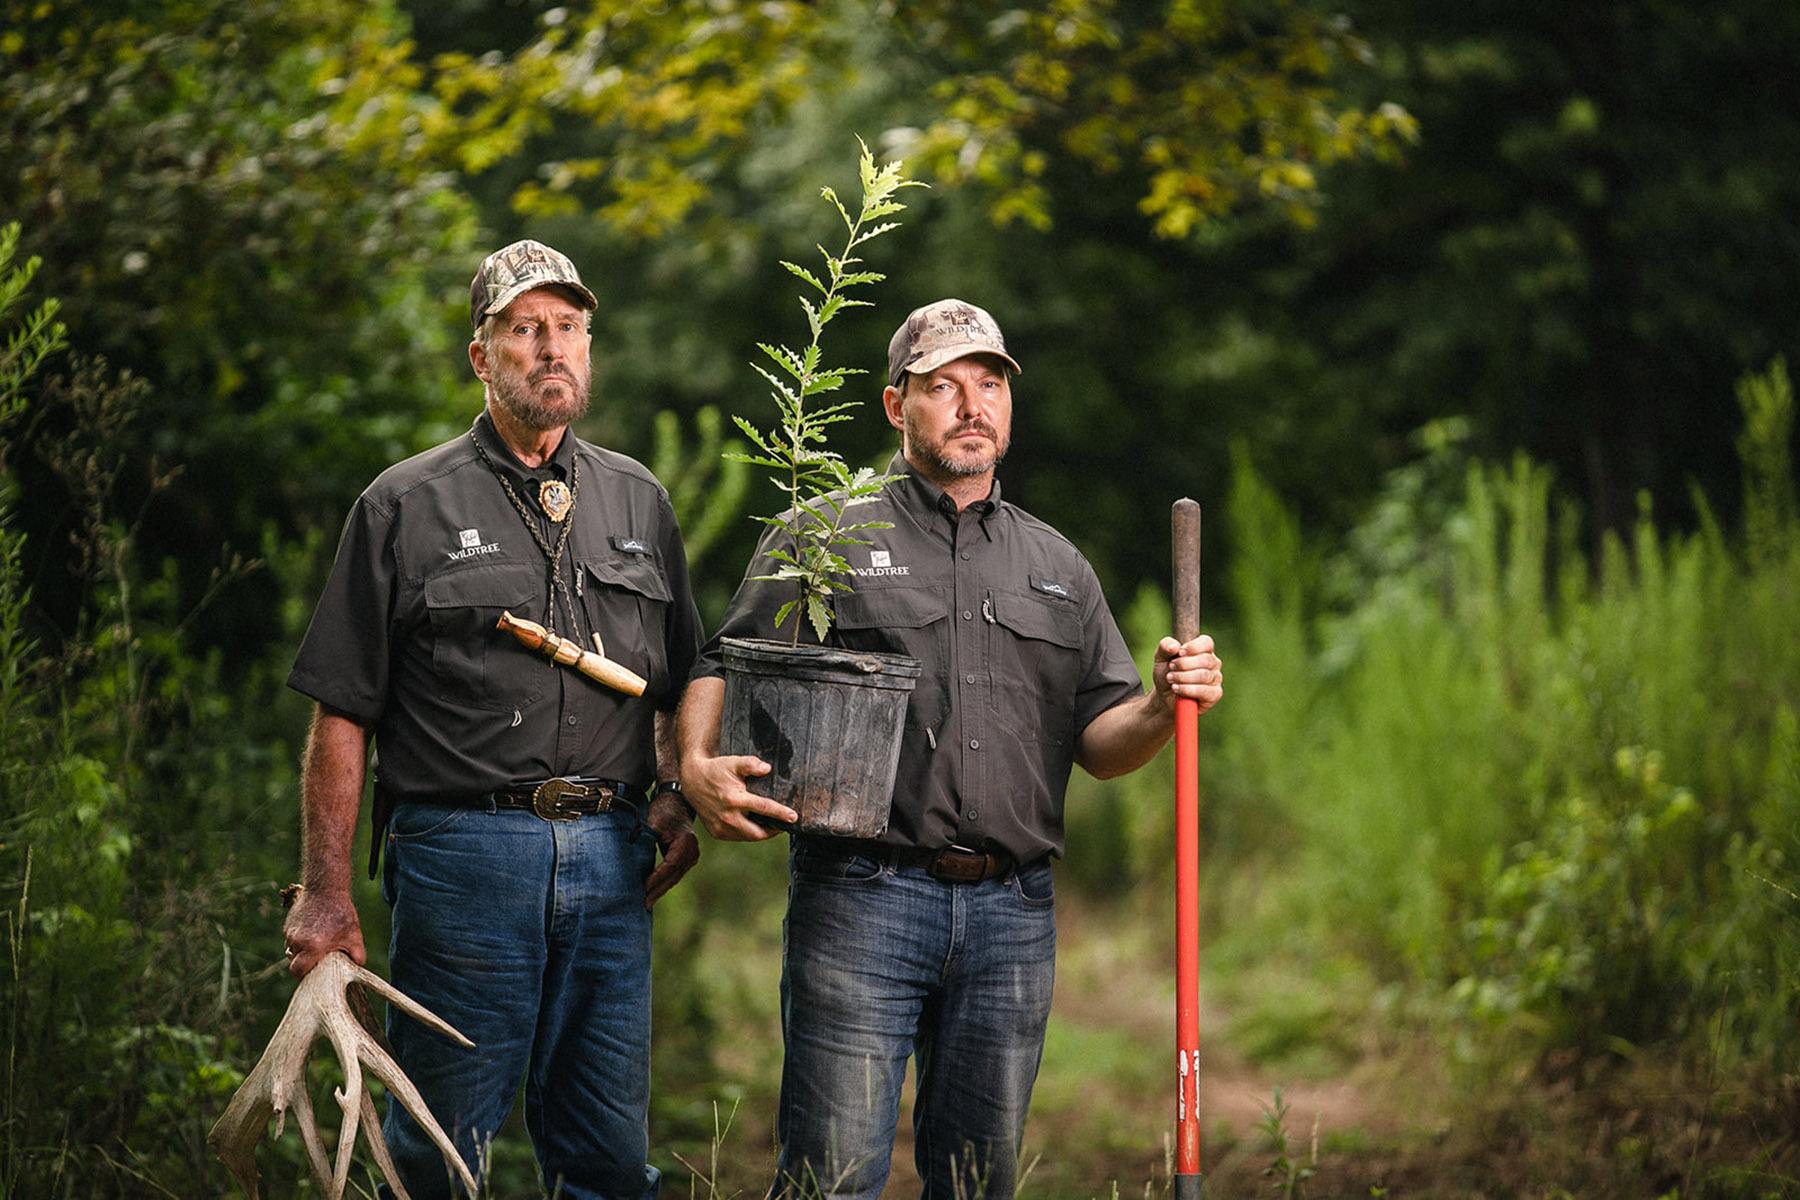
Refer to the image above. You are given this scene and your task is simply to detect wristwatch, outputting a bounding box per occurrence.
[652,779,695,820]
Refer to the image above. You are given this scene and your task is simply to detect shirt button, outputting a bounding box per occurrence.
[965,673,976,684]
[969,738,980,749]
[967,809,980,821]
[566,716,577,726]
[960,552,970,561]
[962,610,973,620]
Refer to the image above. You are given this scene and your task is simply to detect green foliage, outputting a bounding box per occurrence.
[1257,1087,1317,1199]
[1736,356,1797,569]
[650,404,753,625]
[1181,0,1800,548]
[1451,749,1705,1054]
[0,223,64,427]
[1207,361,1800,1073]
[436,0,1408,240]
[727,142,922,643]
[0,226,307,1197]
[1,0,480,658]
[884,0,1417,236]
[652,405,750,574]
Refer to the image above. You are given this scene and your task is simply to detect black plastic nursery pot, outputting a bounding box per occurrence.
[718,636,922,837]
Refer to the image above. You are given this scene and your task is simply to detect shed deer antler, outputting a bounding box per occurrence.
[208,951,480,1200]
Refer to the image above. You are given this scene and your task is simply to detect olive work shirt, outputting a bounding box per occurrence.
[289,411,702,813]
[692,454,1143,864]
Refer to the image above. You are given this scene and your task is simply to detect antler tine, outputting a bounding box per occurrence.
[356,1023,481,1196]
[209,971,332,1198]
[287,1069,338,1196]
[358,1088,417,1200]
[321,1009,366,1199]
[349,959,476,1048]
[209,951,478,1199]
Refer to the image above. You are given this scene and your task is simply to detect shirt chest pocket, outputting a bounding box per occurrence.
[987,587,1084,745]
[832,586,950,731]
[580,555,673,700]
[424,564,552,711]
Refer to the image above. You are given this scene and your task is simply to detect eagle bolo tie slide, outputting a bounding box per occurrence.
[539,479,573,522]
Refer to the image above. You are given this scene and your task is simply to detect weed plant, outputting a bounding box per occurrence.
[1163,361,1800,1076]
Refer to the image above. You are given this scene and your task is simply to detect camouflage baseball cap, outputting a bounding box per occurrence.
[469,239,598,330]
[887,298,1023,387]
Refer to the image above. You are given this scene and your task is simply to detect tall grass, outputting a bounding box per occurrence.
[1188,362,1799,1070]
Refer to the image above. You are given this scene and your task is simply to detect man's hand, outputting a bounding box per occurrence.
[1152,634,1223,715]
[682,753,795,841]
[282,885,366,979]
[643,792,700,908]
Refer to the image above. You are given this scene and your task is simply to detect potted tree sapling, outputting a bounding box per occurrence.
[717,141,925,837]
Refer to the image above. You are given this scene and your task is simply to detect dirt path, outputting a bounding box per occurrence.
[874,898,1402,1197]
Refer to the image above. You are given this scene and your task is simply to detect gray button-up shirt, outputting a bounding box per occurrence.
[290,412,702,801]
[693,453,1142,862]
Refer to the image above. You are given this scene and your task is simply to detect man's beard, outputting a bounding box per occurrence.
[907,410,1009,480]
[490,362,592,431]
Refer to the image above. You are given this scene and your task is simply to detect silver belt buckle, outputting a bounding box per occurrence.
[532,777,584,821]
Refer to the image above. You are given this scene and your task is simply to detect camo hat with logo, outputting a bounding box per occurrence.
[886,298,1023,387]
[469,239,598,330]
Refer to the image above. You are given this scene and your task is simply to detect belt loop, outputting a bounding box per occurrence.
[481,794,499,815]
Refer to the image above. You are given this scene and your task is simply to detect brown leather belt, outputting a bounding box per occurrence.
[826,838,1017,883]
[481,777,640,821]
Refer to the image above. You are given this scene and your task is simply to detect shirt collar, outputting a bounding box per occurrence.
[888,451,1001,532]
[471,410,574,488]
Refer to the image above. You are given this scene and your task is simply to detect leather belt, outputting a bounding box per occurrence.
[480,777,640,821]
[826,838,1018,884]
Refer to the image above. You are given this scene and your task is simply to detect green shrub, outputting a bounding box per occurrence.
[1204,362,1800,1071]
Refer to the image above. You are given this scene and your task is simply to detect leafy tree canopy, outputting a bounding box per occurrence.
[1,0,480,643]
[427,0,1415,239]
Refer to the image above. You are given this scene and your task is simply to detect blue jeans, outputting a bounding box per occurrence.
[377,801,661,1200]
[773,840,1057,1200]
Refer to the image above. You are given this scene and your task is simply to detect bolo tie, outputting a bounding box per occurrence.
[468,428,584,642]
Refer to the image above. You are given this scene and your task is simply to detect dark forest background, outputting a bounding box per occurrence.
[2,1,1795,1195]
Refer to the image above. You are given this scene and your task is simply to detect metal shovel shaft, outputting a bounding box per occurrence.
[1172,497,1203,1197]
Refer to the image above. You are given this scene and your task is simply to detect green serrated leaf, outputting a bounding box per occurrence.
[850,221,902,247]
[820,186,852,231]
[751,363,801,406]
[780,260,826,294]
[725,452,787,469]
[758,341,805,379]
[806,594,831,642]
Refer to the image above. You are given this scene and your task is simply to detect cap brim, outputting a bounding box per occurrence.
[477,279,599,327]
[902,343,1023,382]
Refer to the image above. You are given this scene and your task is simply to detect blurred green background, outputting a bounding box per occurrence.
[1,0,1795,1195]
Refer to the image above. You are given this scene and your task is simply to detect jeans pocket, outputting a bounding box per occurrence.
[1012,860,1055,907]
[387,803,469,842]
[792,845,884,884]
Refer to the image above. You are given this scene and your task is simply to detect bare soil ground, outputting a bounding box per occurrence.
[664,893,1798,1199]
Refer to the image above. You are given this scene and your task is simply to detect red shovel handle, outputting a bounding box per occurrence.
[1171,498,1204,1196]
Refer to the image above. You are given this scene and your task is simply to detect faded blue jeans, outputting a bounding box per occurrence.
[773,838,1057,1200]
[377,801,661,1200]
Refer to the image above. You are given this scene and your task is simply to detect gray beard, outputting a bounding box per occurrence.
[907,413,1009,481]
[490,367,591,431]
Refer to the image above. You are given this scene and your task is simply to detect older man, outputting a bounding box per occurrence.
[678,299,1224,1198]
[282,239,701,1198]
